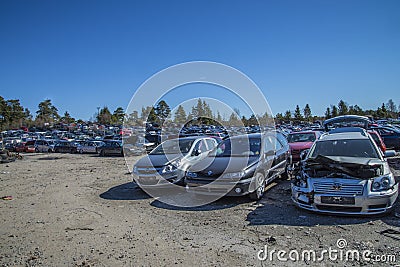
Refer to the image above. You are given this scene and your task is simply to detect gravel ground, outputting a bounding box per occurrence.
[1,153,399,266]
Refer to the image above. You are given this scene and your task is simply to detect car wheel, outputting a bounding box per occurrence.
[100,150,105,157]
[249,173,265,200]
[35,148,39,153]
[48,149,52,153]
[79,149,83,154]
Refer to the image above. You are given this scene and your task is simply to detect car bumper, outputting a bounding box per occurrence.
[185,176,256,196]
[291,184,399,215]
[132,171,183,188]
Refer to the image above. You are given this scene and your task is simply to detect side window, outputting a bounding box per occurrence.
[264,136,283,152]
[264,136,275,152]
[193,140,206,153]
[205,139,216,150]
[276,133,289,149]
[274,137,283,150]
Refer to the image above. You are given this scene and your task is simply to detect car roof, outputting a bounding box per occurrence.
[319,131,369,141]
[288,131,320,135]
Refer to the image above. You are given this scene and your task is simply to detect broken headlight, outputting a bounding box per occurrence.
[371,175,393,192]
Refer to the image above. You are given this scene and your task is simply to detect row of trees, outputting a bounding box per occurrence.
[275,99,399,123]
[0,96,126,131]
[1,95,399,131]
[124,99,273,127]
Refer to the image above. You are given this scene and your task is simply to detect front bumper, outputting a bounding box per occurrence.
[132,169,184,188]
[185,176,256,196]
[291,183,399,215]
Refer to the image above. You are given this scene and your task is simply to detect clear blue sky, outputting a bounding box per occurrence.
[1,0,399,120]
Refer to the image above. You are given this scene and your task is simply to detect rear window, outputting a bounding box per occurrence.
[287,133,316,143]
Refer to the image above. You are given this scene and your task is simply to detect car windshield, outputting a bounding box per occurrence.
[150,139,195,155]
[310,139,379,158]
[287,133,316,143]
[213,137,261,157]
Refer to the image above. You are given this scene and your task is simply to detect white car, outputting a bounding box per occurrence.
[132,136,218,187]
[35,139,56,152]
[77,141,102,154]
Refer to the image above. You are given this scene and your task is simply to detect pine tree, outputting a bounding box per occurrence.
[294,105,303,121]
[174,105,187,124]
[303,104,312,121]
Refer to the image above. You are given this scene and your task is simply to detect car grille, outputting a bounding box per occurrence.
[137,167,159,175]
[313,182,364,196]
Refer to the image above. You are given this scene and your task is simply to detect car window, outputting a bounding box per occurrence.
[205,139,216,150]
[310,139,379,158]
[193,140,207,153]
[287,133,316,143]
[215,137,261,157]
[276,132,289,148]
[150,139,195,155]
[264,136,277,152]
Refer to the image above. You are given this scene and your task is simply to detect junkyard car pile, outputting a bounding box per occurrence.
[131,115,399,215]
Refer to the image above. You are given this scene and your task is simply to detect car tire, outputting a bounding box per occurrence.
[100,150,105,157]
[249,173,266,200]
[48,149,52,153]
[35,148,39,153]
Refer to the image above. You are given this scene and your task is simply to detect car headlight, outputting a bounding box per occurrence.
[371,175,393,191]
[298,179,308,188]
[186,172,198,178]
[161,159,181,174]
[221,171,244,179]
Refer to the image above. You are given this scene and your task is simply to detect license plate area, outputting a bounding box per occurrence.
[320,196,355,205]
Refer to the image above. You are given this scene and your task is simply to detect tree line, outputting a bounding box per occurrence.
[275,99,399,123]
[1,95,399,131]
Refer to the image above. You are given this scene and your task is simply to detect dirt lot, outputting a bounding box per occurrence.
[1,153,400,266]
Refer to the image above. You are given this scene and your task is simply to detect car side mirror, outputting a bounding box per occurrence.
[192,149,200,156]
[384,150,396,158]
[265,150,275,156]
[300,149,309,161]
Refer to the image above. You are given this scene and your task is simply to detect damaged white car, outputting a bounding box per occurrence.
[291,127,398,215]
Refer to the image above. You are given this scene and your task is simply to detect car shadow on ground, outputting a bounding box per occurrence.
[99,182,151,201]
[246,180,400,228]
[151,195,252,211]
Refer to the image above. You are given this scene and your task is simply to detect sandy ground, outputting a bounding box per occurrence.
[1,153,400,267]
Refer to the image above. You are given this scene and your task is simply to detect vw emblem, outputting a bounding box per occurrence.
[207,170,213,176]
[332,182,342,191]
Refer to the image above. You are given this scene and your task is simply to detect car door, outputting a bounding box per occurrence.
[112,142,121,155]
[188,139,207,162]
[264,135,285,180]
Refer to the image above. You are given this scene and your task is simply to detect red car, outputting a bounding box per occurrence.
[14,142,27,153]
[24,140,36,153]
[287,131,323,161]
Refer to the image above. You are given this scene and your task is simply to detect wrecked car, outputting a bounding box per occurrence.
[185,132,291,200]
[291,127,398,215]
